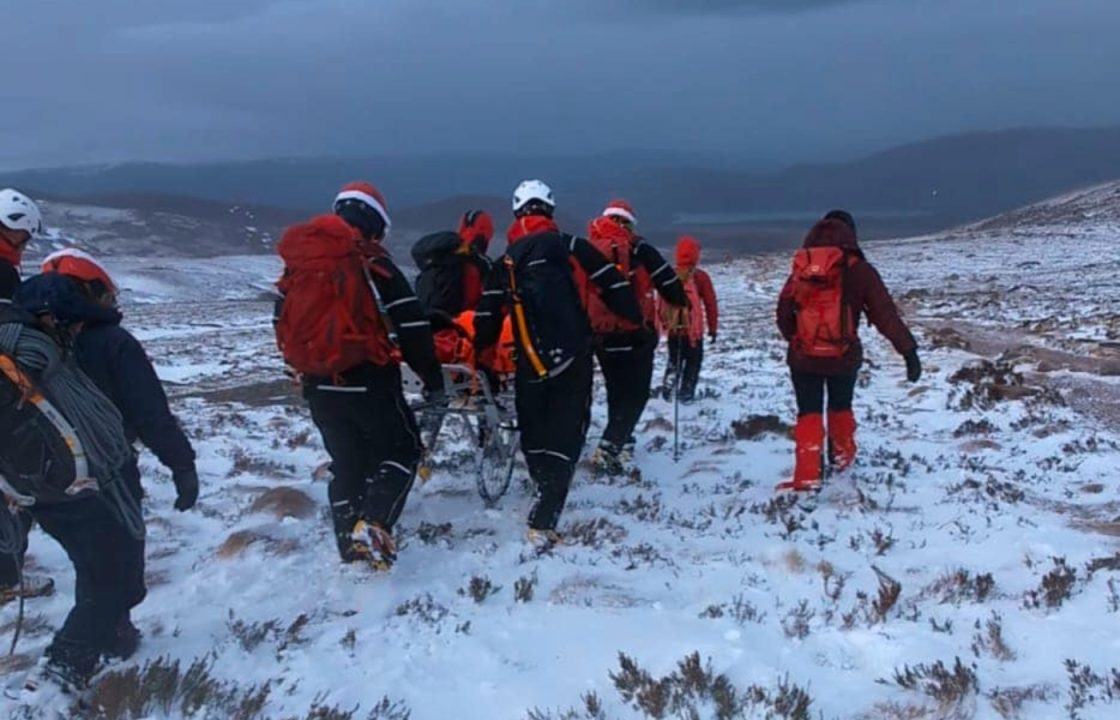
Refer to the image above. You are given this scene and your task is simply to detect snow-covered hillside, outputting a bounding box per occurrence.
[947,179,1120,240]
[3,216,1120,719]
[24,196,300,260]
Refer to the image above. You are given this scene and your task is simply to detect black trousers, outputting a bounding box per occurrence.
[0,509,33,587]
[1,447,149,589]
[790,370,858,416]
[515,353,593,531]
[665,335,704,399]
[31,495,146,678]
[305,366,421,547]
[595,331,657,450]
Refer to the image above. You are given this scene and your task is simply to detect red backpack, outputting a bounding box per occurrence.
[584,217,641,334]
[275,215,394,377]
[789,247,855,358]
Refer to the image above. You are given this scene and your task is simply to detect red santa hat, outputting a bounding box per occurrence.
[601,199,637,225]
[333,181,391,230]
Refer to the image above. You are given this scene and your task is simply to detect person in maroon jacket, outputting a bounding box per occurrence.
[776,210,921,492]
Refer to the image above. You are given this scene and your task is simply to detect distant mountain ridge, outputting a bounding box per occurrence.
[7,125,1120,249]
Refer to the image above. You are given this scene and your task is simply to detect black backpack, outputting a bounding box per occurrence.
[505,231,591,377]
[411,232,466,316]
[0,344,96,507]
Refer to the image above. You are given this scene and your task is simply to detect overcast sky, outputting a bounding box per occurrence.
[5,0,1119,170]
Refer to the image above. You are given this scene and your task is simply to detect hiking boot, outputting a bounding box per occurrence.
[104,619,141,662]
[526,528,562,549]
[13,657,89,707]
[331,501,360,563]
[776,414,824,493]
[827,410,858,471]
[0,574,55,605]
[350,520,397,571]
[592,443,625,477]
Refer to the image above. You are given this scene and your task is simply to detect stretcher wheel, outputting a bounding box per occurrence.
[476,419,517,506]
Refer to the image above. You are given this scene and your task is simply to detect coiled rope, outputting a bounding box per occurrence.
[0,323,145,540]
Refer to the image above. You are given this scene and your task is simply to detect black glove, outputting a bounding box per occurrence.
[904,349,922,383]
[172,467,199,512]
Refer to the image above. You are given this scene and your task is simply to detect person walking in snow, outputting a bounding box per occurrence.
[411,210,497,366]
[775,210,921,492]
[587,200,688,476]
[3,280,147,699]
[474,181,641,545]
[16,252,199,661]
[0,189,55,606]
[412,209,495,318]
[659,236,718,403]
[274,182,446,570]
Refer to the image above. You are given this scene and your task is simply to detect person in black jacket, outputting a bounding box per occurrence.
[17,256,199,662]
[275,182,446,570]
[7,273,148,694]
[35,250,198,510]
[411,209,495,318]
[475,180,641,544]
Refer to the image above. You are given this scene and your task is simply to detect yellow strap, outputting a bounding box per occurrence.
[505,259,549,379]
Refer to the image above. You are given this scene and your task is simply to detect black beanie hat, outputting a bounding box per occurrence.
[823,209,857,235]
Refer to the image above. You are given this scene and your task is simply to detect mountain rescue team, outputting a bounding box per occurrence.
[1,183,921,698]
[472,181,645,545]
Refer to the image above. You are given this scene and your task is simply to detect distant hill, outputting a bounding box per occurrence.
[7,126,1120,250]
[27,193,303,259]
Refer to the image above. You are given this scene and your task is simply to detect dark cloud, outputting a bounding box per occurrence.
[3,0,1119,170]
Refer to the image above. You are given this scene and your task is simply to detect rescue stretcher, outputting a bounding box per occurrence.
[401,362,518,506]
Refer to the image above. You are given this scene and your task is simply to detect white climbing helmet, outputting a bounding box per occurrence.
[512,179,555,213]
[0,189,42,235]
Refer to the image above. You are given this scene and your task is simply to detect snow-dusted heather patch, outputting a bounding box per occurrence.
[3,227,1119,719]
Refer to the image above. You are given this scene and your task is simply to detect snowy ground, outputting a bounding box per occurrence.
[3,227,1120,720]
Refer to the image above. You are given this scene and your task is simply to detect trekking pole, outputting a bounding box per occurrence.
[672,342,682,464]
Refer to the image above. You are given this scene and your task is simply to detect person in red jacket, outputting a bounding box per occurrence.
[775,210,921,492]
[457,209,494,312]
[587,201,687,475]
[659,236,718,402]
